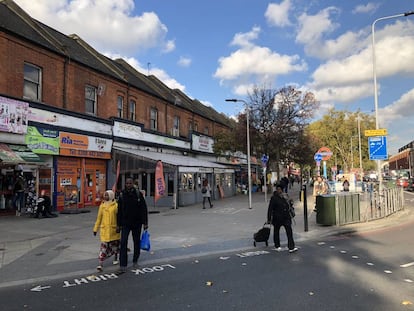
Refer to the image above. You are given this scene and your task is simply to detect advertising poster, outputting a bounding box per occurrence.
[0,96,29,134]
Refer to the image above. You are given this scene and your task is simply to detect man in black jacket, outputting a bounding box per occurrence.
[267,185,298,253]
[117,178,148,273]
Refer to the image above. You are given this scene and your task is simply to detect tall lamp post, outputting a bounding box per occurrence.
[357,116,363,183]
[226,98,252,209]
[371,11,414,191]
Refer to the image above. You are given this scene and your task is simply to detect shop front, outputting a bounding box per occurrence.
[54,131,112,211]
[112,145,235,208]
[0,142,46,215]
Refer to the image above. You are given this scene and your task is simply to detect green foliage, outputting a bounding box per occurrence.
[307,109,376,173]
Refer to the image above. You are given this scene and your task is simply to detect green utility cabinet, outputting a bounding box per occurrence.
[316,193,360,226]
[316,195,336,225]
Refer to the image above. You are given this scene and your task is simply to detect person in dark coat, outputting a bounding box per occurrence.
[117,178,148,273]
[267,185,298,253]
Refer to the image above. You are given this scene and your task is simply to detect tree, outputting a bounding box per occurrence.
[307,109,376,176]
[248,85,319,179]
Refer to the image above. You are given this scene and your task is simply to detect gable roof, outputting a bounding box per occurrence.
[0,0,232,130]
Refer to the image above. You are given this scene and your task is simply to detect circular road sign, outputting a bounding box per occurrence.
[317,146,333,161]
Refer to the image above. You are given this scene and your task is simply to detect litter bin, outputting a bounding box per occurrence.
[316,194,336,225]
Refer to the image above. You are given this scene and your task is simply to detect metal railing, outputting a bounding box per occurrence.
[360,187,404,222]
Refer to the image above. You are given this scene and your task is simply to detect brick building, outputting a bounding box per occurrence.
[0,0,239,213]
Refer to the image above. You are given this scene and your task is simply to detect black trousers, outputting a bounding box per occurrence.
[272,221,295,250]
[120,225,142,268]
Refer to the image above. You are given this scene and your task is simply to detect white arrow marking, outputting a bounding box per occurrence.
[31,285,51,292]
[400,262,414,268]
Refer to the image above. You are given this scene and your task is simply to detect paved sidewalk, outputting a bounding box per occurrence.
[0,184,413,289]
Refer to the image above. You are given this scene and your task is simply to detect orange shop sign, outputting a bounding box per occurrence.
[60,132,89,150]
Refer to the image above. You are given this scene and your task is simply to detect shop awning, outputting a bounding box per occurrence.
[0,144,43,164]
[113,147,231,171]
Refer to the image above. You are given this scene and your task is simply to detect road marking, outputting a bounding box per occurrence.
[236,250,269,258]
[30,285,51,292]
[400,262,414,268]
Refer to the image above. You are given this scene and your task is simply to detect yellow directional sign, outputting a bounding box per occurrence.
[364,129,387,137]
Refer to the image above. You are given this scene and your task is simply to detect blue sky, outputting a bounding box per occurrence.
[13,0,414,154]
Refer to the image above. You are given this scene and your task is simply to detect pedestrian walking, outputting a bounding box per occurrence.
[117,178,148,273]
[93,190,120,272]
[267,185,298,253]
[201,179,213,209]
[13,168,26,216]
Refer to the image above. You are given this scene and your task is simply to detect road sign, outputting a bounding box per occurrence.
[261,154,268,167]
[368,136,388,160]
[314,153,322,162]
[365,128,387,137]
[317,146,332,161]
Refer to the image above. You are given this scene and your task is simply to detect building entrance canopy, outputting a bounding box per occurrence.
[113,147,230,172]
[0,143,43,164]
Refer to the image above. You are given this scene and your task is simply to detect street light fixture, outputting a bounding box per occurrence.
[226,98,252,209]
[371,11,414,190]
[357,115,363,183]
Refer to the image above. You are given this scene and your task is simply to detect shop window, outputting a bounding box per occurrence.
[117,95,124,118]
[225,174,233,187]
[85,85,97,115]
[168,173,174,196]
[23,63,42,101]
[180,173,194,192]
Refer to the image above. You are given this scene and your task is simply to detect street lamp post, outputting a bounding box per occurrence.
[357,116,363,183]
[226,98,252,209]
[371,11,414,191]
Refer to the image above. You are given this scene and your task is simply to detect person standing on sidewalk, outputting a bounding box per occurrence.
[201,179,213,209]
[13,169,26,216]
[117,178,148,273]
[312,176,329,211]
[267,185,298,253]
[93,190,120,272]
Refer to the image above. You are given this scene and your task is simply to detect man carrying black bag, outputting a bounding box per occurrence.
[267,185,298,253]
[117,178,148,273]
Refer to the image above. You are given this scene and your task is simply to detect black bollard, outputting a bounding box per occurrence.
[302,185,308,232]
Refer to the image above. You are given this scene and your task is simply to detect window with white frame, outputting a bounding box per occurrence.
[204,126,209,135]
[150,108,158,131]
[85,85,97,115]
[23,63,42,101]
[129,99,136,121]
[172,116,180,136]
[117,96,124,118]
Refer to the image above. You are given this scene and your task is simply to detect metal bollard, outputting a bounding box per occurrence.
[302,185,308,232]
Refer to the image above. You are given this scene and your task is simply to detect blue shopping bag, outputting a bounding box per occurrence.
[140,230,151,251]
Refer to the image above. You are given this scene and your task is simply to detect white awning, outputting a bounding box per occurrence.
[113,147,233,173]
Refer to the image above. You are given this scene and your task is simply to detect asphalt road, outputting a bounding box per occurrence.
[2,219,414,311]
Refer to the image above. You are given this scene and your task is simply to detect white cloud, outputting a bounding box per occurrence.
[265,0,292,27]
[230,26,261,48]
[162,40,176,53]
[296,7,340,46]
[105,53,186,92]
[178,56,192,67]
[214,27,307,90]
[14,0,173,56]
[311,83,373,104]
[352,3,380,14]
[306,29,369,60]
[380,88,414,127]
